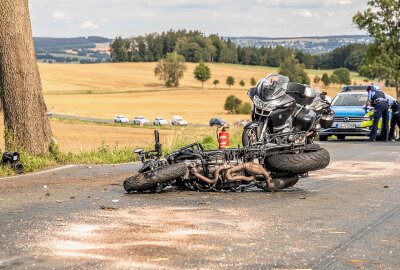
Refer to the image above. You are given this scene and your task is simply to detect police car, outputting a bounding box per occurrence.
[319,85,395,141]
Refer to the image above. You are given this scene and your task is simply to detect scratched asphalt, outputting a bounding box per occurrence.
[0,140,399,270]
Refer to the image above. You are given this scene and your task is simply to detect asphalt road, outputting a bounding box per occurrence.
[0,141,399,270]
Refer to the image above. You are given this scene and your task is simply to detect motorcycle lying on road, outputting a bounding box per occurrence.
[242,74,334,146]
[123,130,330,193]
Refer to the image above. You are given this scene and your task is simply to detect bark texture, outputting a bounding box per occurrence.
[0,0,52,154]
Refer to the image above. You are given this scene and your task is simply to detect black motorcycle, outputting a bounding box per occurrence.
[123,130,330,193]
[242,74,334,146]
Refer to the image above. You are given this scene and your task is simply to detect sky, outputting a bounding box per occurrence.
[29,0,369,38]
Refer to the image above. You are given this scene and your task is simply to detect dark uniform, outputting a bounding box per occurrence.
[389,101,400,141]
[369,90,389,141]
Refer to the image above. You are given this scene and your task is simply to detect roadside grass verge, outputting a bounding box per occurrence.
[0,127,243,177]
[0,145,137,177]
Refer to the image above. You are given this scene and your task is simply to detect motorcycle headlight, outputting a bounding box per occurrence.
[253,96,278,111]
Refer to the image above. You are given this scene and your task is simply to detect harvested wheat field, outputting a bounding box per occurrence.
[0,119,229,152]
[45,89,251,124]
[39,62,369,95]
[39,62,389,125]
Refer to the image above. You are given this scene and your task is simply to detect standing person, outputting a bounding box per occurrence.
[365,85,390,141]
[389,100,400,141]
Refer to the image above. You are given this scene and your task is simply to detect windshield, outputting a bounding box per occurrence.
[331,94,367,106]
[256,74,289,100]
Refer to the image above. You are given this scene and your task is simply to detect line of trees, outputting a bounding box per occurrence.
[111,30,371,72]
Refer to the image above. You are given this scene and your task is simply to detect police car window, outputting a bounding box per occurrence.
[331,94,367,106]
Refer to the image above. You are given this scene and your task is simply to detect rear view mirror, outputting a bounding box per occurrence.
[134,148,144,154]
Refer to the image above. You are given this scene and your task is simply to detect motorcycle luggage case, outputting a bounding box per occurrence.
[287,83,316,106]
[294,107,316,131]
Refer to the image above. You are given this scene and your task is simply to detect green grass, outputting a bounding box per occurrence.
[0,129,243,177]
[0,144,138,177]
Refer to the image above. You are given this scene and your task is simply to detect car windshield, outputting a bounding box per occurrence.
[256,73,289,101]
[331,93,367,106]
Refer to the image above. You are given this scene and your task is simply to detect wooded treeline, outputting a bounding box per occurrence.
[110,30,369,72]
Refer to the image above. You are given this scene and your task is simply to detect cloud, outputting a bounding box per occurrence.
[52,11,65,20]
[29,0,367,38]
[326,0,352,5]
[81,21,99,29]
[292,9,315,18]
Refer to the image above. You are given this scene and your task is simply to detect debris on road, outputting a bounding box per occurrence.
[100,206,120,211]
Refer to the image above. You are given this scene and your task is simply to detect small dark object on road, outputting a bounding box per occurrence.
[383,186,389,188]
[100,206,120,211]
[2,152,24,174]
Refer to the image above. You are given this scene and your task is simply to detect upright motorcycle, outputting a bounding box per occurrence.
[242,74,333,146]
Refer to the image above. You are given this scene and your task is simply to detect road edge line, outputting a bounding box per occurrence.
[0,165,78,181]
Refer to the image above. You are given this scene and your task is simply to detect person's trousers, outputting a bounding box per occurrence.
[370,102,389,141]
[389,113,400,140]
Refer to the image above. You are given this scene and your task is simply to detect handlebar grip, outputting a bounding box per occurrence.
[154,130,160,144]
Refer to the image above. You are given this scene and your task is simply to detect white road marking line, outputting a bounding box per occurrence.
[0,165,78,181]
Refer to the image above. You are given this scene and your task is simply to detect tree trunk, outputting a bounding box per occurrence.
[0,0,52,154]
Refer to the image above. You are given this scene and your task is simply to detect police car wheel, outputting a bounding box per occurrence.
[319,135,328,141]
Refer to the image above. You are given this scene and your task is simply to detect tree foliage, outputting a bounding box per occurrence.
[193,61,211,88]
[321,73,331,88]
[226,76,235,88]
[313,75,321,84]
[110,29,372,73]
[239,80,245,88]
[278,56,310,84]
[330,73,340,86]
[154,52,187,87]
[213,79,220,88]
[333,68,351,85]
[224,95,242,113]
[250,77,257,86]
[353,0,400,97]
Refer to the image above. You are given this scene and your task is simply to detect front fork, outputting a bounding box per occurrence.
[258,118,269,143]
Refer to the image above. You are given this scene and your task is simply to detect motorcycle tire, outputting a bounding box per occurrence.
[242,121,263,146]
[304,143,320,152]
[124,162,187,193]
[265,148,330,174]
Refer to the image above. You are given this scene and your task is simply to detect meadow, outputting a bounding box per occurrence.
[40,62,383,126]
[6,62,392,152]
[0,62,392,174]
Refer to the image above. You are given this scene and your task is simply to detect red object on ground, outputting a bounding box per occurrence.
[218,130,229,149]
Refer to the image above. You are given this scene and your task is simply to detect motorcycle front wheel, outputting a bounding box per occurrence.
[242,121,264,146]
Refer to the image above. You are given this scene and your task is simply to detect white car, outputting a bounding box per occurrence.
[171,115,188,126]
[154,117,168,125]
[133,116,150,125]
[114,115,129,123]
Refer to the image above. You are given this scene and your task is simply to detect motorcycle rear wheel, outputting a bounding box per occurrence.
[124,162,187,193]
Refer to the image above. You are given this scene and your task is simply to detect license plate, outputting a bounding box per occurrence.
[337,123,356,128]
